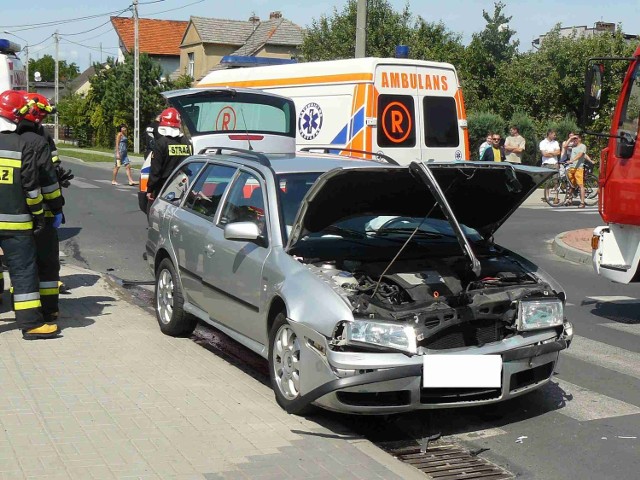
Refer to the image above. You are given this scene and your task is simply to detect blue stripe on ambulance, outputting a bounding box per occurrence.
[328,106,365,154]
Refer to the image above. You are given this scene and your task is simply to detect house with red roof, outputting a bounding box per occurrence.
[111,17,188,80]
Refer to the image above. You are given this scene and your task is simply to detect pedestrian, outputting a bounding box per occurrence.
[0,89,58,340]
[480,133,506,162]
[478,132,492,160]
[504,125,526,164]
[539,129,561,169]
[146,108,193,202]
[17,93,65,323]
[560,131,575,164]
[565,133,587,208]
[112,124,138,186]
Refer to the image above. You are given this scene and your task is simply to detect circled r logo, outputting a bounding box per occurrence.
[298,102,323,140]
[216,106,237,131]
[381,102,412,144]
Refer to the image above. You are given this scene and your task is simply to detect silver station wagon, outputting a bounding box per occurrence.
[146,146,574,414]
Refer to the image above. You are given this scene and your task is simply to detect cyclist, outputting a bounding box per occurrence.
[565,134,587,208]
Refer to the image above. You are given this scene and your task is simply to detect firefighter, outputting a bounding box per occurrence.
[146,107,192,202]
[16,93,65,325]
[0,89,58,340]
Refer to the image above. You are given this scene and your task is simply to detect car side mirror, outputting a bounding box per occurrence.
[224,221,262,243]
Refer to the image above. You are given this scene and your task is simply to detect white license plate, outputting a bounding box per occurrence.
[423,355,502,388]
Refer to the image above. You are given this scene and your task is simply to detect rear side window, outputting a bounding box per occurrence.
[377,95,416,148]
[423,96,459,147]
[184,164,237,219]
[161,162,205,204]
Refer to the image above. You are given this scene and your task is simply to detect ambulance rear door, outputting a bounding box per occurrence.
[374,64,422,164]
[416,65,464,162]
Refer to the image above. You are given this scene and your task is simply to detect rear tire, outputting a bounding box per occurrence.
[544,177,565,207]
[583,173,599,206]
[154,258,197,336]
[268,313,314,415]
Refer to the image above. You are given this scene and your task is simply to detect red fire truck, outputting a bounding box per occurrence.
[587,46,640,283]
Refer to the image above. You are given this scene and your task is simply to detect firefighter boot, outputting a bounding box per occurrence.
[22,323,59,340]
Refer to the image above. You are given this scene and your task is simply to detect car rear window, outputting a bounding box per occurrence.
[170,91,296,138]
[423,96,459,147]
[160,161,205,204]
[184,164,237,219]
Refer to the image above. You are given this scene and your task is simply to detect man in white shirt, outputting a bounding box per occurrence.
[478,133,492,160]
[539,129,561,168]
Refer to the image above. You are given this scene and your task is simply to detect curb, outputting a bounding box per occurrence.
[552,231,591,265]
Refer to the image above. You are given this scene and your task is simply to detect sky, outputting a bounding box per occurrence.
[2,0,639,72]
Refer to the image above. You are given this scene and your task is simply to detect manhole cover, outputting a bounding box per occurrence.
[388,443,514,479]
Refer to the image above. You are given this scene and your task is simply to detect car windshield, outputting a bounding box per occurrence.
[276,172,483,244]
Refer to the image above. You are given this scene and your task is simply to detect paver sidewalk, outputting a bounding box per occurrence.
[0,265,424,480]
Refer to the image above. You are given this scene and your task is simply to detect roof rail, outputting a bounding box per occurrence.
[197,146,271,167]
[299,147,400,166]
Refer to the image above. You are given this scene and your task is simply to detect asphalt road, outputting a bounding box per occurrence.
[59,156,639,479]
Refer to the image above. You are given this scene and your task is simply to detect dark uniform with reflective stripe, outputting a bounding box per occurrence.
[18,122,64,320]
[147,135,192,198]
[0,131,47,330]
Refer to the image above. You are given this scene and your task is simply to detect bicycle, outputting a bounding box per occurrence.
[543,161,598,207]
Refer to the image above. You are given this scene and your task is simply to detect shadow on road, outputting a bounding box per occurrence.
[58,226,82,242]
[582,298,640,324]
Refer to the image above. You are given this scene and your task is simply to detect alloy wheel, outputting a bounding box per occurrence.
[272,324,301,400]
[156,268,174,325]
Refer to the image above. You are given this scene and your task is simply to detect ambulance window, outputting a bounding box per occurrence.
[184,164,237,219]
[423,96,459,147]
[377,95,416,148]
[160,161,205,204]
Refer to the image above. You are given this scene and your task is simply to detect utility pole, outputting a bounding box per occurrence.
[355,0,367,58]
[54,30,59,143]
[133,0,140,154]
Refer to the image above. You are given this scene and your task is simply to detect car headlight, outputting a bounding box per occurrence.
[345,319,417,354]
[517,299,564,331]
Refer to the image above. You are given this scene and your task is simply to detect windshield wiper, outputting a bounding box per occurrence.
[320,225,369,239]
[368,227,445,238]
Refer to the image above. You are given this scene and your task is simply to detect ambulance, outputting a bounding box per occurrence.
[198,57,469,164]
[0,39,27,92]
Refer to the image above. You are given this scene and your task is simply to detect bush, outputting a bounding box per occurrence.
[508,111,537,165]
[467,111,505,160]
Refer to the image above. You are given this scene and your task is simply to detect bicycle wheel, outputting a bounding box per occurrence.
[544,176,566,207]
[583,173,599,206]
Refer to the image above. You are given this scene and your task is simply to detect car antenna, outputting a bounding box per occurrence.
[239,106,253,151]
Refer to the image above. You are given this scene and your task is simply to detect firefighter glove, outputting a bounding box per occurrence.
[33,215,46,236]
[52,213,63,229]
[56,165,74,188]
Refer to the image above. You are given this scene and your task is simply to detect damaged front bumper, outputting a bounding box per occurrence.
[289,320,573,415]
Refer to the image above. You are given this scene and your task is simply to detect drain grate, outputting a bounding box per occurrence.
[388,443,514,479]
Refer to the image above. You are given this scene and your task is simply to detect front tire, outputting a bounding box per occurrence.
[155,258,197,336]
[268,313,314,415]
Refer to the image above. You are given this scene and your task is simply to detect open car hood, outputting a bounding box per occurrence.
[287,162,554,247]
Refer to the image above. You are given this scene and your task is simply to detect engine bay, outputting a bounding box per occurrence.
[303,253,559,350]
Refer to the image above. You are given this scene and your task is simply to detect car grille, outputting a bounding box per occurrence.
[420,318,508,350]
[420,387,501,404]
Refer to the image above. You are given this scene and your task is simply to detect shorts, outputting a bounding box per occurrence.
[567,167,584,186]
[115,155,130,167]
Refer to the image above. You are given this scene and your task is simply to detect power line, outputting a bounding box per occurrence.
[3,7,130,32]
[145,0,204,16]
[61,8,131,36]
[61,38,119,53]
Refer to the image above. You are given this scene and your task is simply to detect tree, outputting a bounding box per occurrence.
[300,0,463,62]
[86,54,170,147]
[459,1,518,111]
[57,93,91,146]
[28,55,79,83]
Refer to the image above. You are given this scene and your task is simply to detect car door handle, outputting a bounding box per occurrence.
[205,244,216,257]
[171,225,179,235]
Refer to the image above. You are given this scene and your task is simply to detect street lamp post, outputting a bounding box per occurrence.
[3,31,29,91]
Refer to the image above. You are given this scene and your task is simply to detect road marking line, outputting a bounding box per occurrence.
[562,335,640,380]
[599,323,640,335]
[69,179,100,189]
[554,379,640,421]
[586,296,636,302]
